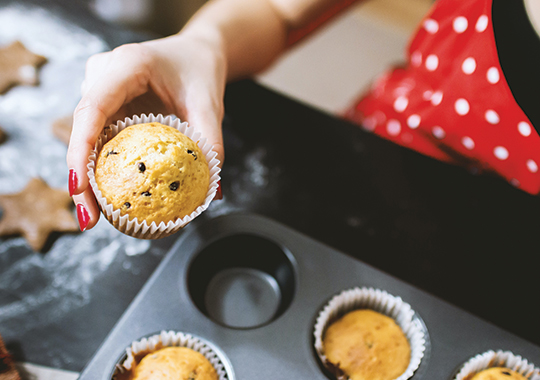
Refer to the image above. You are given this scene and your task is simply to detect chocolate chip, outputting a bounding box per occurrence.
[187,149,197,160]
[138,162,146,172]
[169,181,179,191]
[123,202,131,209]
[502,372,512,376]
[106,150,118,157]
[141,191,151,197]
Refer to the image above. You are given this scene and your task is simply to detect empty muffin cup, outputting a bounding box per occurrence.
[453,350,540,380]
[313,287,427,380]
[111,330,233,380]
[87,113,221,239]
[187,233,296,329]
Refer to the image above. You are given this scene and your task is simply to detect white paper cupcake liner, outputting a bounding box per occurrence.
[313,287,427,380]
[87,113,221,239]
[453,350,540,380]
[111,330,233,380]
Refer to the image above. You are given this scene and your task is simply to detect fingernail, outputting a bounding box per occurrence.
[77,203,90,231]
[214,180,222,200]
[68,169,78,197]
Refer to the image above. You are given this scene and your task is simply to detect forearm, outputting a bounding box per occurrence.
[180,0,286,80]
[180,0,356,81]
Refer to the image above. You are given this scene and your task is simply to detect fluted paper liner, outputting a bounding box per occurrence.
[313,287,426,380]
[111,330,232,380]
[453,350,540,380]
[87,113,221,239]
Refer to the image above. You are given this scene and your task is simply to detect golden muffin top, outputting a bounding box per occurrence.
[323,309,411,380]
[95,122,210,225]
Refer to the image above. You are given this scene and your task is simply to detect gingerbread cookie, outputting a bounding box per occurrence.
[0,177,79,251]
[0,40,47,94]
[52,115,73,145]
[0,333,20,380]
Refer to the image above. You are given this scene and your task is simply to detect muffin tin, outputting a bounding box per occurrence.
[77,213,540,380]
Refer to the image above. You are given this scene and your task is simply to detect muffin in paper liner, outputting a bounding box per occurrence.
[111,330,233,380]
[87,113,221,239]
[453,350,540,380]
[313,287,427,380]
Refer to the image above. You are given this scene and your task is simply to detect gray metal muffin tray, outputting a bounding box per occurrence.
[77,213,540,380]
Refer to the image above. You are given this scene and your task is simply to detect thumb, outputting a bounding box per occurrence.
[183,94,225,169]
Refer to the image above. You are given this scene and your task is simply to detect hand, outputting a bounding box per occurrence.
[66,34,226,231]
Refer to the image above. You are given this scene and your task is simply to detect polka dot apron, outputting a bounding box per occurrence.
[344,0,540,194]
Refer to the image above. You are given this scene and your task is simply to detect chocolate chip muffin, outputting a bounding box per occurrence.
[95,122,210,226]
[468,368,528,380]
[129,346,218,380]
[322,309,411,380]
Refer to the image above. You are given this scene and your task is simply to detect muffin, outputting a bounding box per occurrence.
[95,122,210,226]
[129,346,218,380]
[88,114,220,238]
[468,367,528,380]
[112,331,229,380]
[314,287,426,380]
[322,309,410,380]
[453,350,540,380]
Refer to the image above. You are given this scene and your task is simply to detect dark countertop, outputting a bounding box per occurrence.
[0,0,539,373]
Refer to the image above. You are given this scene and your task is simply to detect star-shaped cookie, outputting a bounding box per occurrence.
[0,177,79,251]
[0,40,47,94]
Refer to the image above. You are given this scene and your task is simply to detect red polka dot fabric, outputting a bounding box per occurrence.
[344,0,540,194]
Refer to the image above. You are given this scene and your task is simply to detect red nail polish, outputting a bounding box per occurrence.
[68,169,78,197]
[214,180,222,200]
[77,204,90,231]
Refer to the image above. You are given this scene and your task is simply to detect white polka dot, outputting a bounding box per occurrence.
[462,136,475,150]
[387,120,401,136]
[431,91,443,106]
[424,19,439,33]
[527,159,538,173]
[455,98,470,115]
[485,110,500,124]
[407,114,421,129]
[394,96,408,112]
[453,16,468,33]
[494,146,509,160]
[518,121,532,136]
[510,178,520,187]
[462,57,476,74]
[423,90,433,101]
[425,54,439,71]
[487,67,500,84]
[411,51,422,67]
[432,126,446,139]
[475,15,489,32]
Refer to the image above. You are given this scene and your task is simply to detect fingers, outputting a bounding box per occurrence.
[73,188,100,231]
[189,104,225,167]
[67,45,154,230]
[182,72,226,168]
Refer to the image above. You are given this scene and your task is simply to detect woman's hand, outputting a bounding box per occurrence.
[66,33,227,231]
